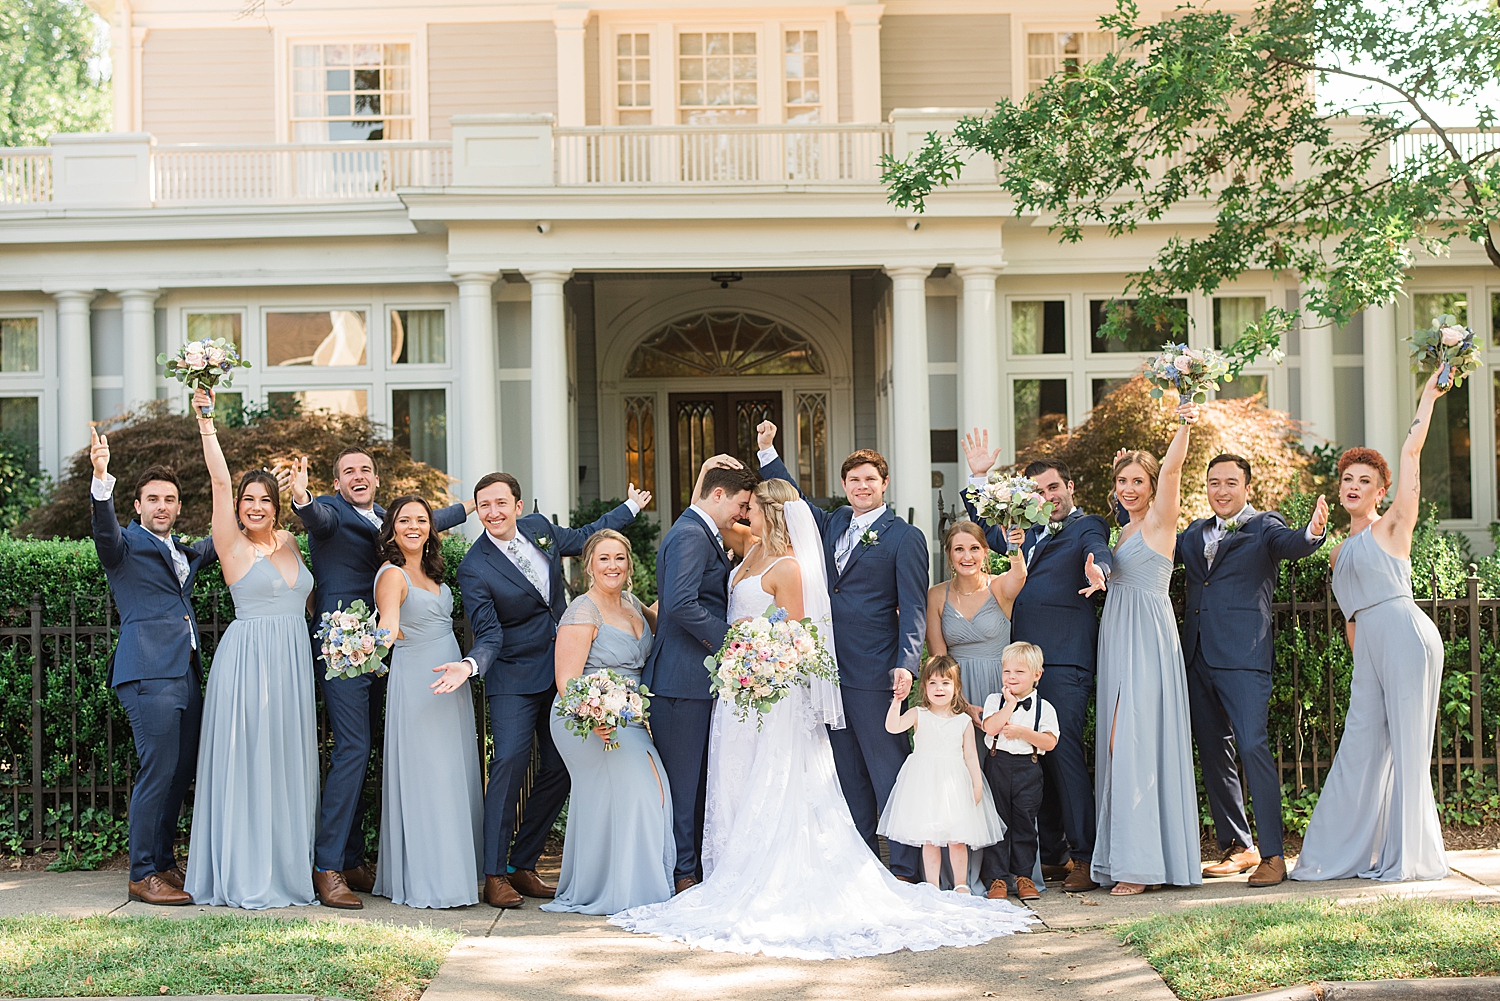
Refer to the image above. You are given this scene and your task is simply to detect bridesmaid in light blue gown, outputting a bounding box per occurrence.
[1088,403,1202,895]
[185,387,318,909]
[1293,372,1450,883]
[542,529,674,915]
[371,496,484,908]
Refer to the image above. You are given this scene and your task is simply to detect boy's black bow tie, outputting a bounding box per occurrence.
[1016,696,1032,711]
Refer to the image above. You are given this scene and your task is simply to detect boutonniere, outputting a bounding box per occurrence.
[860,528,880,548]
[1223,520,1241,534]
[534,535,553,554]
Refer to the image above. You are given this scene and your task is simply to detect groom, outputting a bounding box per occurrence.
[1181,454,1327,888]
[757,422,927,882]
[644,462,758,891]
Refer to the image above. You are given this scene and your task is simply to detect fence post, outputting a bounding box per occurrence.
[29,594,42,846]
[1469,565,1482,786]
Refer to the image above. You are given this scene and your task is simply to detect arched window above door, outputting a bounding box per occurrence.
[624,311,826,378]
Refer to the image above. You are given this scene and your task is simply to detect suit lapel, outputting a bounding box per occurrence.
[686,508,729,567]
[484,534,547,605]
[837,508,895,580]
[131,522,185,590]
[336,494,381,539]
[518,519,564,605]
[1206,508,1256,577]
[1027,509,1079,566]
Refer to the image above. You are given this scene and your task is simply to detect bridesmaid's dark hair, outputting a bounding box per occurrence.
[378,495,445,582]
[235,469,282,530]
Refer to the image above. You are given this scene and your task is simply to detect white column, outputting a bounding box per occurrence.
[53,289,95,461]
[1299,295,1338,445]
[110,2,134,131]
[118,288,159,412]
[886,265,935,538]
[954,266,1002,446]
[554,12,588,127]
[131,28,148,137]
[848,5,884,123]
[524,269,573,519]
[454,272,500,500]
[1363,301,1400,459]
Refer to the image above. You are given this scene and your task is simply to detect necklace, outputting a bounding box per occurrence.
[952,573,989,597]
[246,533,279,558]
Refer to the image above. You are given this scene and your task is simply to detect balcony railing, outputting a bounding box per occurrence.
[152,141,453,204]
[0,148,52,204]
[553,124,894,186]
[1391,127,1500,172]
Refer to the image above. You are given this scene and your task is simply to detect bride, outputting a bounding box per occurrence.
[610,479,1036,960]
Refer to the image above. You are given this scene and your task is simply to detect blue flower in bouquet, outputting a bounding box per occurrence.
[555,669,652,750]
[1409,314,1480,390]
[704,603,839,728]
[314,599,393,681]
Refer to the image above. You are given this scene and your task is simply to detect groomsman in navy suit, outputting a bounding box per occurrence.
[1181,454,1327,888]
[962,433,1112,891]
[456,472,647,908]
[757,423,928,882]
[89,429,217,906]
[290,447,472,908]
[644,461,759,890]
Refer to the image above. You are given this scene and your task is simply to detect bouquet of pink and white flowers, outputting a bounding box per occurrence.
[1409,314,1480,390]
[555,669,652,751]
[315,600,393,681]
[158,337,251,417]
[1144,342,1233,411]
[706,605,839,728]
[964,473,1055,546]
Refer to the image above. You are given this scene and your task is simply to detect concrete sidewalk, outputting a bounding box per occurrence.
[3,850,1498,1001]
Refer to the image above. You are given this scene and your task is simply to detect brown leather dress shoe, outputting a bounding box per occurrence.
[485,874,523,908]
[1016,877,1041,900]
[313,869,363,909]
[129,873,191,906]
[155,866,186,891]
[674,877,699,894]
[1040,859,1074,881]
[1203,845,1261,878]
[509,868,556,898]
[1062,866,1099,891]
[986,878,1008,900]
[1247,855,1287,887]
[341,862,377,894]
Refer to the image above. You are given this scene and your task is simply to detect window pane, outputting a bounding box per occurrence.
[1216,373,1266,401]
[1090,298,1186,353]
[796,392,828,498]
[1413,292,1468,331]
[266,389,368,416]
[1014,378,1068,451]
[624,396,656,511]
[266,310,367,366]
[1011,301,1065,355]
[390,309,445,364]
[1091,377,1130,405]
[1213,297,1265,349]
[392,388,447,471]
[1421,378,1471,519]
[214,391,245,426]
[0,396,40,472]
[0,317,40,372]
[186,313,242,353]
[626,311,823,377]
[289,41,412,141]
[1491,291,1499,347]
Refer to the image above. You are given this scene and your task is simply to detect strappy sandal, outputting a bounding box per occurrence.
[1109,882,1160,896]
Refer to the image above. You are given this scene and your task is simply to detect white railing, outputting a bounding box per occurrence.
[1391,128,1500,172]
[151,141,452,204]
[553,124,894,185]
[0,148,52,204]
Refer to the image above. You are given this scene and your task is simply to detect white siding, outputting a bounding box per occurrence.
[880,14,1010,118]
[428,22,559,139]
[141,29,275,144]
[836,13,853,123]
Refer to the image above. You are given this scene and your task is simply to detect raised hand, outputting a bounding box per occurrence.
[431,660,472,694]
[89,427,109,479]
[274,456,312,505]
[1309,493,1330,537]
[192,386,215,418]
[1006,526,1025,550]
[627,481,653,510]
[961,429,1003,477]
[756,420,778,451]
[1175,401,1200,424]
[1079,552,1108,597]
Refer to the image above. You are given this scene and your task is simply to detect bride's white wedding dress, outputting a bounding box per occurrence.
[609,501,1036,960]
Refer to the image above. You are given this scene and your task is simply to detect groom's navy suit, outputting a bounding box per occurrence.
[643,505,732,881]
[459,503,636,877]
[1178,508,1321,859]
[763,455,927,880]
[294,492,468,872]
[92,490,217,883]
[962,494,1113,868]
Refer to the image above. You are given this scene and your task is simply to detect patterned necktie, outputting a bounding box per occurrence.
[835,521,859,573]
[507,539,544,594]
[169,545,189,587]
[1204,521,1225,568]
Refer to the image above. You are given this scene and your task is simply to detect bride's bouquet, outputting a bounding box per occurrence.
[1409,314,1480,390]
[315,600,393,681]
[1145,342,1232,414]
[158,337,251,418]
[555,669,652,751]
[706,605,839,729]
[964,473,1054,545]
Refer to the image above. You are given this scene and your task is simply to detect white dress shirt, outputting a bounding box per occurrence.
[487,528,551,597]
[981,690,1060,754]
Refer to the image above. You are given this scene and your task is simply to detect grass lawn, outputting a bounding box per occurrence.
[1119,898,1500,1000]
[0,914,460,1001]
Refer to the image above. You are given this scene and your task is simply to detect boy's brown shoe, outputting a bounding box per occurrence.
[1016,877,1041,900]
[986,878,1008,900]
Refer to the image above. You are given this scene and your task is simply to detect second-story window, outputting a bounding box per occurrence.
[291,42,412,141]
[678,31,757,124]
[783,30,820,123]
[616,33,652,125]
[1026,31,1116,93]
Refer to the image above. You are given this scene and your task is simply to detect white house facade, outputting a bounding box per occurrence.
[1,0,1497,546]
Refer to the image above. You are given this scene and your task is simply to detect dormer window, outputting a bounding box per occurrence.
[291,42,413,141]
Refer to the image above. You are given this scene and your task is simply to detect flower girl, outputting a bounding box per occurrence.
[879,655,1006,892]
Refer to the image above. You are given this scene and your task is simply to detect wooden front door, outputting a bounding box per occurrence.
[668,392,784,519]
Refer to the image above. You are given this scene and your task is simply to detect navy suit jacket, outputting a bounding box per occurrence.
[1179,510,1322,673]
[458,505,637,696]
[643,508,732,700]
[295,493,468,621]
[92,495,217,687]
[761,456,928,691]
[962,492,1114,673]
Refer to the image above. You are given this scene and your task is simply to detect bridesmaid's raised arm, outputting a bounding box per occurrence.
[193,387,253,584]
[1379,370,1445,558]
[993,527,1028,608]
[1145,403,1197,548]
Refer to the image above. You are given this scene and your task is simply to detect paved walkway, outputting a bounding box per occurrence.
[3,851,1498,1001]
